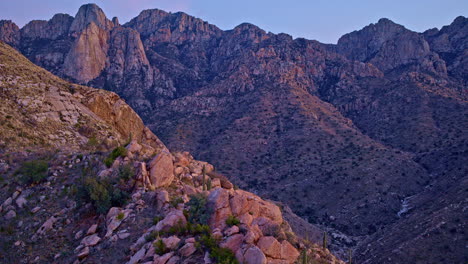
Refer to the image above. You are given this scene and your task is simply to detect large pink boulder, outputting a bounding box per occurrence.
[244,246,267,264]
[208,188,232,229]
[149,150,174,188]
[280,240,300,263]
[257,236,282,259]
[155,210,187,232]
[220,234,244,253]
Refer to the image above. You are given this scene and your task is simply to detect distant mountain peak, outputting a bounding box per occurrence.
[69,3,113,33]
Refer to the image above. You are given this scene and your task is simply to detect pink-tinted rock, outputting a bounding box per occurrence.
[244,246,267,264]
[245,224,262,244]
[149,151,174,188]
[153,252,173,264]
[162,236,180,249]
[208,188,232,229]
[156,210,187,232]
[220,234,244,253]
[280,240,300,263]
[81,234,101,247]
[179,242,196,257]
[257,236,281,259]
[224,225,240,236]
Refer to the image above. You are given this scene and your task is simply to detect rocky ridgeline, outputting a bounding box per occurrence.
[0,142,343,264]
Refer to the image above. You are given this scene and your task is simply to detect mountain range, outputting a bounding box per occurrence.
[0,4,466,263]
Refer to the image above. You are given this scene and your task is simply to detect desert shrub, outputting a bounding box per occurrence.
[87,136,99,147]
[118,164,134,181]
[225,215,240,227]
[170,196,184,208]
[154,239,168,255]
[153,216,163,225]
[116,212,125,220]
[16,159,48,185]
[210,246,238,264]
[186,194,212,225]
[76,177,129,214]
[104,146,127,168]
[198,233,238,264]
[146,230,159,242]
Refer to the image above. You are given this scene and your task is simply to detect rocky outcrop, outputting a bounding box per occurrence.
[69,3,114,35]
[63,22,109,83]
[337,18,447,75]
[21,14,73,40]
[0,20,20,47]
[423,16,467,82]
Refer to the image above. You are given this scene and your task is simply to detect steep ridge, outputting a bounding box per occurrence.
[0,41,164,153]
[0,41,345,263]
[0,5,466,263]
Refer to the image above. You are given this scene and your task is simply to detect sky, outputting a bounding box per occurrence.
[0,0,466,44]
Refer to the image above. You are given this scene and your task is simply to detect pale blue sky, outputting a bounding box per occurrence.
[1,0,466,43]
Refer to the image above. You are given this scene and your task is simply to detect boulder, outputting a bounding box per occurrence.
[257,236,281,259]
[86,224,98,235]
[166,256,180,264]
[224,225,240,236]
[127,246,146,264]
[208,188,232,229]
[279,240,300,263]
[244,246,267,264]
[155,210,187,232]
[5,210,16,220]
[245,224,262,244]
[154,252,174,264]
[15,196,27,208]
[81,234,101,247]
[77,247,89,259]
[149,151,174,188]
[36,216,57,235]
[156,190,170,209]
[220,234,244,253]
[179,242,196,257]
[162,236,181,249]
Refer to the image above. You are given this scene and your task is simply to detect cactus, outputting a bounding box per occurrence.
[207,178,212,190]
[202,165,206,191]
[348,249,352,264]
[322,231,327,249]
[301,249,308,264]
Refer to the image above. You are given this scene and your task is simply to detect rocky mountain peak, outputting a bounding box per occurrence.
[69,3,113,34]
[124,8,170,37]
[0,20,20,47]
[21,13,73,40]
[336,17,447,75]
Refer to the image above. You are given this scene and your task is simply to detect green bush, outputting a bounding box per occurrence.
[225,215,240,227]
[154,239,168,255]
[104,146,127,168]
[198,233,238,264]
[145,230,159,242]
[170,196,184,208]
[153,216,163,225]
[87,136,99,147]
[16,159,48,185]
[187,194,212,225]
[118,164,134,181]
[76,177,129,214]
[210,246,238,264]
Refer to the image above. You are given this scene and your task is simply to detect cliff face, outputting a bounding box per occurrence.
[0,6,466,263]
